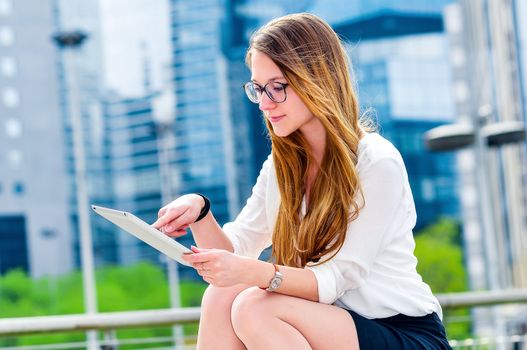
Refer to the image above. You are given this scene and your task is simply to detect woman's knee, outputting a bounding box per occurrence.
[201,284,248,315]
[231,287,270,334]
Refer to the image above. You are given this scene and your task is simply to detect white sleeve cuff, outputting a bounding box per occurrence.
[306,260,340,304]
[223,222,261,258]
[222,222,242,254]
[306,258,368,305]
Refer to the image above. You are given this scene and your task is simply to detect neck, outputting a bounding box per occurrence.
[301,119,326,166]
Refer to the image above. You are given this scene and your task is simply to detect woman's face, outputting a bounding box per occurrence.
[250,50,319,138]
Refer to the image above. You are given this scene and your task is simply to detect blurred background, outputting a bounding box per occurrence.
[1,0,527,348]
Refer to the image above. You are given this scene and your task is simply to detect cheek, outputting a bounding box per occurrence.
[292,100,314,121]
[287,93,311,115]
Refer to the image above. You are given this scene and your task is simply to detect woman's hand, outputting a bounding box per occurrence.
[183,246,249,287]
[151,194,204,237]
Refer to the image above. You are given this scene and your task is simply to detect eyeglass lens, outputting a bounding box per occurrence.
[244,82,286,103]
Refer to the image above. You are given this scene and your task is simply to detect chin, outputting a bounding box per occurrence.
[272,128,294,138]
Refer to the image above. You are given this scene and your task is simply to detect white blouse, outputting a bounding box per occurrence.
[223,133,442,319]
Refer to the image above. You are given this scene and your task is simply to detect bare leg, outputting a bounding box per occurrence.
[231,287,360,350]
[196,284,250,350]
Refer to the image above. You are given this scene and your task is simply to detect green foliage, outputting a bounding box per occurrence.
[0,263,207,347]
[414,217,471,340]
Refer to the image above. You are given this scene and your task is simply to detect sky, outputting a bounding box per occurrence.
[99,0,172,97]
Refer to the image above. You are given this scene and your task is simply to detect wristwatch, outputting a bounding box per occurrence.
[265,264,283,292]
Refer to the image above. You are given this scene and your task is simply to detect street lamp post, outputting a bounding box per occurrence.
[152,88,185,348]
[424,115,526,292]
[52,30,98,350]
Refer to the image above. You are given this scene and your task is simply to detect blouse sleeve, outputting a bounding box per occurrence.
[223,155,273,258]
[306,156,406,304]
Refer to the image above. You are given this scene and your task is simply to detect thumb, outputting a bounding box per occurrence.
[191,245,211,253]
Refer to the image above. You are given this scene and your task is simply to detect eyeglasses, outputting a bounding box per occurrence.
[243,81,289,104]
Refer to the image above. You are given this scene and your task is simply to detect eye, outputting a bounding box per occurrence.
[271,83,285,92]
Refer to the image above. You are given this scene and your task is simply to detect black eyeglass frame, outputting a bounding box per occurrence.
[242,81,289,104]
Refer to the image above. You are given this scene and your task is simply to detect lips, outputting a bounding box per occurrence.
[268,115,285,123]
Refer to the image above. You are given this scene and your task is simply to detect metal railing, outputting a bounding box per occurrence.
[436,289,527,308]
[0,308,201,336]
[0,290,526,349]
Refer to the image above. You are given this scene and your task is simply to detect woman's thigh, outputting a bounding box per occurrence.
[231,287,359,350]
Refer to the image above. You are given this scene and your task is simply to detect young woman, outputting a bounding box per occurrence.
[153,13,452,350]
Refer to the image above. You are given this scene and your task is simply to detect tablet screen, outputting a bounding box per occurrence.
[92,205,192,266]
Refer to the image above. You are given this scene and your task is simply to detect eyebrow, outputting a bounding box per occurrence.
[251,76,286,84]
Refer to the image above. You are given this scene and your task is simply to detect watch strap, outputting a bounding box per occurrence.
[260,263,282,292]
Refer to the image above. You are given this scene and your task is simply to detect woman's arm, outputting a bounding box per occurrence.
[190,210,234,252]
[152,193,234,252]
[183,246,320,302]
[248,259,319,301]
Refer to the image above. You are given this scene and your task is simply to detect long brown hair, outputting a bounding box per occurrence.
[246,13,367,267]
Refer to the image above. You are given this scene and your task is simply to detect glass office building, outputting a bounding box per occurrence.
[0,0,73,277]
[168,0,236,225]
[99,93,164,266]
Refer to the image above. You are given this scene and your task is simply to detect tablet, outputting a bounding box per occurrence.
[92,205,192,266]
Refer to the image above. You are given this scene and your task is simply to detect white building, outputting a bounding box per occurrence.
[0,0,72,277]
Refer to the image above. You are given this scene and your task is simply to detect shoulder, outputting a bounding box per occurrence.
[254,153,276,187]
[262,153,275,172]
[356,133,404,172]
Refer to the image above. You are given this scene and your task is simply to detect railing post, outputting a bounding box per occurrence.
[100,329,118,350]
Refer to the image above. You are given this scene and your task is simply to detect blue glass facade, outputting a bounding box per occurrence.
[334,8,460,230]
[222,0,274,206]
[310,0,454,25]
[169,0,231,225]
[391,120,459,227]
[98,94,162,266]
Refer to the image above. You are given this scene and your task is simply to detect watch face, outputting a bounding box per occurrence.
[270,276,282,289]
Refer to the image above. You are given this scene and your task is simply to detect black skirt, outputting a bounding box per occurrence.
[347,310,452,350]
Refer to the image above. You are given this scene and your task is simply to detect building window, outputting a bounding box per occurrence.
[7,149,21,167]
[0,57,17,77]
[2,87,19,107]
[5,118,21,138]
[0,215,29,274]
[0,0,11,16]
[41,228,57,239]
[0,26,14,46]
[13,181,24,195]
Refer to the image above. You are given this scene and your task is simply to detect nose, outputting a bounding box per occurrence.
[258,92,276,112]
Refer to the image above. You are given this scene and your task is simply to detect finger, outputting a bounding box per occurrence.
[157,207,167,219]
[201,270,213,279]
[195,265,213,278]
[191,262,205,270]
[152,208,168,228]
[151,216,170,229]
[165,209,196,232]
[163,229,187,238]
[184,253,211,264]
[165,222,190,234]
[190,245,213,253]
[152,206,185,229]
